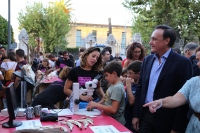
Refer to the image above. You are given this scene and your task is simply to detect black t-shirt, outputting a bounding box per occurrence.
[67,66,100,100]
[114,56,122,61]
[35,80,67,104]
[55,57,63,68]
[38,64,51,73]
[57,58,73,68]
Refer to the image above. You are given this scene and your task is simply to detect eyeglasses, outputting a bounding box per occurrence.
[127,71,137,75]
[133,51,141,54]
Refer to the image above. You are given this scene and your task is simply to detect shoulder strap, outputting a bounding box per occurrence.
[11,62,17,70]
[5,62,9,68]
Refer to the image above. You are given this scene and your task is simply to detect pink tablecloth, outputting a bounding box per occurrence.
[0,113,132,133]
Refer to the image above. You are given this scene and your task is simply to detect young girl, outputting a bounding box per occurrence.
[64,47,104,103]
[32,66,72,109]
[38,58,51,73]
[1,51,17,82]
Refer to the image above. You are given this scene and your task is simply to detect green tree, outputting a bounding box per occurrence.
[18,1,71,52]
[41,5,71,52]
[0,15,14,45]
[123,0,200,50]
[18,2,45,50]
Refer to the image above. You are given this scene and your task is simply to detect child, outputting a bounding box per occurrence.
[120,68,128,87]
[124,60,142,132]
[121,68,128,78]
[38,58,51,73]
[87,61,126,125]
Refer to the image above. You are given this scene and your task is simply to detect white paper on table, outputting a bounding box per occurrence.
[16,120,42,130]
[90,125,120,133]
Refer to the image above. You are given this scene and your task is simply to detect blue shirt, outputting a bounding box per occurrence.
[124,83,138,131]
[76,59,80,67]
[145,48,171,103]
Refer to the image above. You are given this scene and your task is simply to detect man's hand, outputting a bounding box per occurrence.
[170,130,179,133]
[132,118,139,131]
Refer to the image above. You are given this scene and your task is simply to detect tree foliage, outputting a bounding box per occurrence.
[0,15,14,45]
[49,0,75,23]
[123,0,200,50]
[18,1,71,52]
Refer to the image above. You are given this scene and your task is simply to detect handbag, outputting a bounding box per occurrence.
[5,62,16,81]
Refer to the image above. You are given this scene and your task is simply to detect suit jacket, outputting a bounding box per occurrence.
[133,50,192,133]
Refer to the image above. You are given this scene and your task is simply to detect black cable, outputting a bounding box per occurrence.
[50,108,64,114]
[0,117,9,125]
[49,100,69,114]
[46,93,72,114]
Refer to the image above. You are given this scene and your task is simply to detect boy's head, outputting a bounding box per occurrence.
[16,49,25,61]
[121,68,128,78]
[126,60,142,80]
[103,61,122,83]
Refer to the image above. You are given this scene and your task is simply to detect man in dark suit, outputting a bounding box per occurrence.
[132,25,192,133]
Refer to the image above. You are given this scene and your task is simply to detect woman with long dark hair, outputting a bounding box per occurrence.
[123,42,145,69]
[64,47,104,102]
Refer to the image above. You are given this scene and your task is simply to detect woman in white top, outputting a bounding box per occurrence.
[1,51,17,81]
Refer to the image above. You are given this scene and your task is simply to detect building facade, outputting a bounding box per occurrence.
[66,23,132,57]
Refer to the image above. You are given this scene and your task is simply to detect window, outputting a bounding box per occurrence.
[92,30,97,42]
[121,32,126,48]
[76,30,81,47]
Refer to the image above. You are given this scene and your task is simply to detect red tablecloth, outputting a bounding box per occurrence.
[0,114,132,133]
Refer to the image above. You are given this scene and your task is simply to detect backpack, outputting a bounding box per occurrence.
[31,58,40,72]
[5,62,16,81]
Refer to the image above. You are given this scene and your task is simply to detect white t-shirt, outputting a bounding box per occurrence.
[1,61,17,71]
[49,60,55,68]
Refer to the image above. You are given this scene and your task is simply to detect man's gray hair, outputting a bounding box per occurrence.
[184,42,199,52]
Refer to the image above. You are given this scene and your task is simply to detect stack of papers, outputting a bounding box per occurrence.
[90,125,120,133]
[16,120,42,130]
[49,109,73,116]
[90,125,131,133]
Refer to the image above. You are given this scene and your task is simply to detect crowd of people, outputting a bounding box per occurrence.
[0,24,200,133]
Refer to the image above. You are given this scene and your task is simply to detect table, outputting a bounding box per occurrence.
[0,113,132,133]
